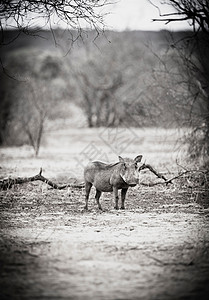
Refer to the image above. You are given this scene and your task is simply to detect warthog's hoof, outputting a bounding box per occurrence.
[120,206,125,210]
[84,205,88,210]
[114,206,119,210]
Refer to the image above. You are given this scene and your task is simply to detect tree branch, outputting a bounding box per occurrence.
[152,16,190,24]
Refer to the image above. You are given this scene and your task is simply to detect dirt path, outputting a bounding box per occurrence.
[1,182,209,300]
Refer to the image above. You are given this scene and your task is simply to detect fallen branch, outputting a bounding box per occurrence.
[138,163,191,186]
[139,164,208,187]
[1,164,205,190]
[0,168,84,190]
[138,163,171,186]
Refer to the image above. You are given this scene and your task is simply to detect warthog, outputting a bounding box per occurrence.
[84,155,142,210]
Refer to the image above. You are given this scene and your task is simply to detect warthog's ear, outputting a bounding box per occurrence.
[134,155,142,163]
[118,156,125,162]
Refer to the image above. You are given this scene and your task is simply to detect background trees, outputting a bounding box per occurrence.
[149,0,209,162]
[1,47,70,156]
[1,29,202,151]
[70,31,166,128]
[1,1,209,163]
[0,0,111,156]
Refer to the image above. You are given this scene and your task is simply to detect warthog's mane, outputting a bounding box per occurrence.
[93,157,136,166]
[92,161,120,169]
[92,158,136,170]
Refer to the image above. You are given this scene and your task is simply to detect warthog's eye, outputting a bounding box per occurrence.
[123,163,126,170]
[135,163,138,169]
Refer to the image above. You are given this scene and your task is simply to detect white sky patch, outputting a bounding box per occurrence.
[103,0,191,31]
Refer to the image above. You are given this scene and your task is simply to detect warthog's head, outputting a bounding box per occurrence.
[118,155,142,186]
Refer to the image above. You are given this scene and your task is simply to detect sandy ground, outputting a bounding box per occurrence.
[0,128,209,299]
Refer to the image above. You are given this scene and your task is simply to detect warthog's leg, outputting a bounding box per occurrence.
[84,181,92,210]
[121,188,128,209]
[113,186,119,210]
[95,189,102,210]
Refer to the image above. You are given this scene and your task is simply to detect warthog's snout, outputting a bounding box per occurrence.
[119,158,140,187]
[84,155,142,210]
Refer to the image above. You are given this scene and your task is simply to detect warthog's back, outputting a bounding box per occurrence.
[84,161,119,192]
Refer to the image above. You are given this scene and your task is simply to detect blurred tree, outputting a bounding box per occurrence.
[71,31,159,128]
[2,48,69,155]
[16,80,48,156]
[77,60,123,127]
[149,0,209,162]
